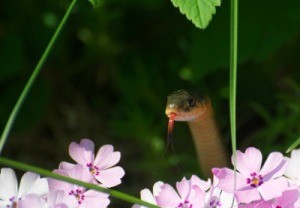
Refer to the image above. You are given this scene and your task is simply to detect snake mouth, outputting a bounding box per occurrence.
[165,106,179,118]
[167,112,177,119]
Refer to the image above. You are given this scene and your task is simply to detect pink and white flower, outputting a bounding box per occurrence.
[213,147,288,204]
[240,188,299,208]
[48,164,110,208]
[285,149,300,185]
[59,139,125,188]
[155,176,206,208]
[133,175,212,208]
[0,168,48,208]
[132,181,164,208]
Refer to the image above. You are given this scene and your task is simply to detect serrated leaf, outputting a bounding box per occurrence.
[88,0,103,8]
[171,0,221,29]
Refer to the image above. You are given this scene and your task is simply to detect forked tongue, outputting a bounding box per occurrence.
[167,113,177,146]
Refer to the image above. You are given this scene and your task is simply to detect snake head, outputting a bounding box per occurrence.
[165,90,209,121]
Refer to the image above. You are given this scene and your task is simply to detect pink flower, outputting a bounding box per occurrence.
[213,147,288,204]
[133,175,237,208]
[0,168,48,208]
[155,175,208,208]
[48,164,110,208]
[208,174,238,207]
[133,175,208,208]
[60,139,125,188]
[132,181,164,208]
[240,188,299,208]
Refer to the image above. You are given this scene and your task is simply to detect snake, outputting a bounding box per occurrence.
[165,89,227,177]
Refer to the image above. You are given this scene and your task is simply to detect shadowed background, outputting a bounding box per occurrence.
[0,0,300,206]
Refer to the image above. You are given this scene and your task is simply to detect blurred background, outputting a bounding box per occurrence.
[0,0,299,206]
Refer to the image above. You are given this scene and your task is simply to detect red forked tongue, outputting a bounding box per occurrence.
[167,113,177,143]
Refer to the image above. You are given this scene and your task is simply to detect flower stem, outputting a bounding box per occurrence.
[0,157,159,208]
[0,0,78,154]
[230,0,238,192]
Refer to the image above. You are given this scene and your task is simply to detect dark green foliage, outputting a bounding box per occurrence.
[0,0,299,205]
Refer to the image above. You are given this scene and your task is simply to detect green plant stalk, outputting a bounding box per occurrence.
[0,157,159,208]
[286,136,300,153]
[230,0,238,191]
[0,0,78,154]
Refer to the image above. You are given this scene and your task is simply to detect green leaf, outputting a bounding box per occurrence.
[171,0,221,29]
[88,0,103,8]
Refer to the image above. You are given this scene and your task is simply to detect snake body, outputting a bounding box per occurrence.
[165,90,227,177]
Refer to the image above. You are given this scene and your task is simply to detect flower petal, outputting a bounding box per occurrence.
[274,188,300,207]
[141,189,156,204]
[69,138,95,165]
[47,190,67,207]
[48,170,73,192]
[95,166,125,187]
[155,184,181,207]
[132,187,159,208]
[0,168,18,200]
[252,200,272,208]
[81,190,110,208]
[260,152,286,180]
[94,145,121,169]
[284,149,300,183]
[188,185,206,207]
[48,166,92,193]
[18,194,44,208]
[235,188,261,203]
[233,148,262,176]
[176,177,190,200]
[67,164,93,183]
[258,177,288,201]
[58,161,75,170]
[152,181,164,196]
[18,172,48,198]
[191,175,211,191]
[212,168,245,193]
[218,190,238,207]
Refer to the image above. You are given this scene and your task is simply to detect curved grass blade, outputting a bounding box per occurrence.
[286,136,300,153]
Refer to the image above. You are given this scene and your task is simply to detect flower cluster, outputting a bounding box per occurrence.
[133,147,300,208]
[1,138,300,208]
[0,139,125,208]
[132,175,236,208]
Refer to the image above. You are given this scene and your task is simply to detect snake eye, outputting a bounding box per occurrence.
[188,97,196,107]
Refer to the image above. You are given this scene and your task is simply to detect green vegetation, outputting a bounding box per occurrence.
[0,0,299,206]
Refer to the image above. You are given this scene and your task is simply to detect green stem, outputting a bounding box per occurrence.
[0,157,159,208]
[286,136,300,153]
[230,0,238,191]
[0,0,78,154]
